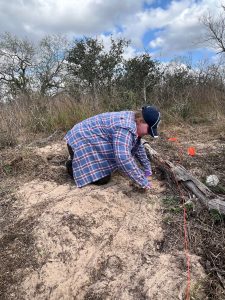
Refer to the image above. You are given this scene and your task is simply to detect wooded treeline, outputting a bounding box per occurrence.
[0,29,225,113]
[0,33,159,102]
[0,7,225,146]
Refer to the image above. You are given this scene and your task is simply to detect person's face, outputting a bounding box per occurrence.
[136,120,149,137]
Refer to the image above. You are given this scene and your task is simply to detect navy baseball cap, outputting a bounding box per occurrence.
[142,105,161,138]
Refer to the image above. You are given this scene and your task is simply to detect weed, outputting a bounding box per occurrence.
[210,209,224,222]
[163,216,173,225]
[162,196,179,206]
[184,200,195,216]
[210,184,225,195]
[3,165,13,175]
[162,196,182,214]
[190,277,207,300]
[170,206,182,213]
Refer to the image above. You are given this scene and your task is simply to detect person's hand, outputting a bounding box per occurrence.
[146,175,152,182]
[129,181,150,193]
[144,171,152,185]
[143,181,151,192]
[146,175,152,189]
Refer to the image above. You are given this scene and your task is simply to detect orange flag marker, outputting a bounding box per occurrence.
[168,137,178,142]
[188,147,196,156]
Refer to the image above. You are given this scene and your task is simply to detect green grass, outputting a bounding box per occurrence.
[162,196,182,214]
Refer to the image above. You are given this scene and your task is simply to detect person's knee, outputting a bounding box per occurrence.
[67,144,74,159]
[65,159,73,178]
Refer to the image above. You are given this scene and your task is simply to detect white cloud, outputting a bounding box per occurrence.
[121,0,224,55]
[0,0,224,59]
[148,0,212,52]
[0,0,144,38]
[123,46,139,60]
[96,34,141,60]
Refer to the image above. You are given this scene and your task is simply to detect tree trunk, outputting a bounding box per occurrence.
[92,78,98,109]
[143,79,147,103]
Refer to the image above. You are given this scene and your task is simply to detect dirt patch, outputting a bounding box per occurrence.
[0,181,39,300]
[0,141,69,185]
[14,177,204,299]
[0,138,210,299]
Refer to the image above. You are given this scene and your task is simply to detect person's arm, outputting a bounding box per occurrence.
[134,143,152,176]
[113,128,150,189]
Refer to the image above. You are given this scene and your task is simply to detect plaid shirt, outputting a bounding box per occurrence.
[64,111,152,188]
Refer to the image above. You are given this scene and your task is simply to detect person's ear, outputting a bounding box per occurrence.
[136,118,141,124]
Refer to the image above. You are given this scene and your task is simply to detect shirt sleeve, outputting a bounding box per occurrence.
[113,128,149,188]
[134,142,152,176]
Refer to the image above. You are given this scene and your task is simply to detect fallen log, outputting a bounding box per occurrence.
[143,140,225,215]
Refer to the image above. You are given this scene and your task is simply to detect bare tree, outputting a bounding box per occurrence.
[201,7,225,54]
[34,34,69,96]
[0,32,34,98]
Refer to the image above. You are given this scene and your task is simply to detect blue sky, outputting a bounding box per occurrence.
[144,0,172,10]
[0,0,223,64]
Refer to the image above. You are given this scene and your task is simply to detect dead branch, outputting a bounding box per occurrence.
[143,140,225,215]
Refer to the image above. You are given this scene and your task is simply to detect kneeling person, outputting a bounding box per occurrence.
[64,106,160,189]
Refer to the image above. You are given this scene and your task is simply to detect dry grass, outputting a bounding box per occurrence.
[0,94,104,148]
[1,89,225,149]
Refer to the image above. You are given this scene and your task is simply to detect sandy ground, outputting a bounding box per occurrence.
[1,141,205,300]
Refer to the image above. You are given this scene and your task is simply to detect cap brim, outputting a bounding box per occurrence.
[149,126,158,138]
[148,118,160,138]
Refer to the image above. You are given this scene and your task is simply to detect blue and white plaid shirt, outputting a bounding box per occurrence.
[64,111,152,188]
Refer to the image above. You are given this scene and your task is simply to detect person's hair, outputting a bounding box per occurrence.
[134,110,146,123]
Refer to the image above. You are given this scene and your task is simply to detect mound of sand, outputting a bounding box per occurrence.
[2,142,205,299]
